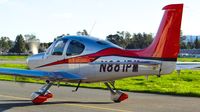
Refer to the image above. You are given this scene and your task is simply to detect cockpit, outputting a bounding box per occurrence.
[45,36,121,57]
[27,35,122,69]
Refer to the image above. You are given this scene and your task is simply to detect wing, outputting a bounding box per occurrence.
[176,62,200,70]
[0,68,84,81]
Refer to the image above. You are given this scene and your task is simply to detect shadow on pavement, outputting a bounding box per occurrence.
[0,100,114,111]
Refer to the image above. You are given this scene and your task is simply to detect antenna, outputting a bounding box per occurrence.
[89,21,96,36]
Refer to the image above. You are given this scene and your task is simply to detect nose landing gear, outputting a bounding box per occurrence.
[31,80,53,104]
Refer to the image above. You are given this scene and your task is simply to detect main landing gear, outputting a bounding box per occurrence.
[30,80,128,104]
[31,80,53,104]
[104,82,128,103]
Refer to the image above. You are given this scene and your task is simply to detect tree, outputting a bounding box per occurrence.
[186,42,194,49]
[126,33,153,49]
[24,34,36,40]
[180,36,187,49]
[10,34,26,53]
[180,42,187,49]
[39,42,52,52]
[180,30,187,49]
[106,31,153,49]
[106,33,126,48]
[82,29,89,36]
[194,37,200,49]
[116,31,131,47]
[0,37,12,52]
[77,29,89,36]
[54,34,65,41]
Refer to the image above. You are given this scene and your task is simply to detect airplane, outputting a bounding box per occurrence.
[0,4,184,104]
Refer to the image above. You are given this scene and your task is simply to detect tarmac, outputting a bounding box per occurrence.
[0,81,200,112]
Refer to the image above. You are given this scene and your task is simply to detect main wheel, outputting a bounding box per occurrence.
[111,90,128,103]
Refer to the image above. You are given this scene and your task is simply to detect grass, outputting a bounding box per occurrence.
[178,57,200,62]
[69,71,200,97]
[0,55,27,60]
[0,63,43,83]
[0,56,200,97]
[116,71,200,96]
[0,63,28,69]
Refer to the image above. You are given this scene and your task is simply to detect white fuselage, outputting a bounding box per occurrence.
[28,54,176,83]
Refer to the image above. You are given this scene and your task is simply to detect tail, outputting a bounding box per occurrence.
[140,4,183,61]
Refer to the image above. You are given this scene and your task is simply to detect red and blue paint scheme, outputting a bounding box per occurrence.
[0,4,184,104]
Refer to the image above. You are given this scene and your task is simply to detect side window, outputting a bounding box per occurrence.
[66,40,85,56]
[46,43,54,55]
[51,40,66,55]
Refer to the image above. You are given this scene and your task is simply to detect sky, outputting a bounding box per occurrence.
[0,0,200,42]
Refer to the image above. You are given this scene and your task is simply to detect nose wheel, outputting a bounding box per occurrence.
[104,82,128,103]
[31,81,53,104]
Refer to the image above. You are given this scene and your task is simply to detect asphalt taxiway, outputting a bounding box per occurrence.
[0,81,199,112]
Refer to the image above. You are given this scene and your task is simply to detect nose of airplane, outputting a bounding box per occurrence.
[26,53,46,69]
[26,55,38,69]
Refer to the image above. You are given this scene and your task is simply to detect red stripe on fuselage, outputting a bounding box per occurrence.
[37,48,128,68]
[37,48,175,68]
[37,55,97,68]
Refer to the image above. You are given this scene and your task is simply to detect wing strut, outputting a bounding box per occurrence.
[72,80,81,92]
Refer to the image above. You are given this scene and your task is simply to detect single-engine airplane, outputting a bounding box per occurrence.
[0,4,184,104]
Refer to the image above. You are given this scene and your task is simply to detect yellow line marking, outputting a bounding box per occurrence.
[0,94,29,100]
[62,103,133,112]
[0,94,133,112]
